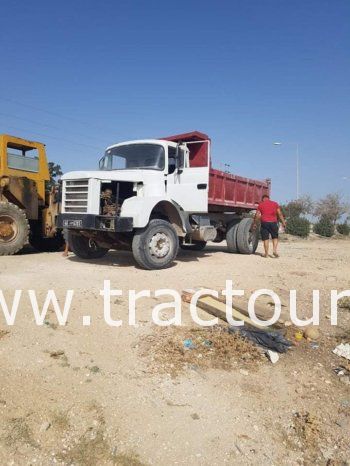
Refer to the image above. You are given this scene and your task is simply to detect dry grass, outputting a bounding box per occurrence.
[141,325,263,376]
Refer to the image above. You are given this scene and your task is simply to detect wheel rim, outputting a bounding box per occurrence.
[0,215,18,244]
[88,239,98,251]
[149,232,170,258]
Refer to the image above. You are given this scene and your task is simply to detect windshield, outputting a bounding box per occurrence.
[99,143,165,171]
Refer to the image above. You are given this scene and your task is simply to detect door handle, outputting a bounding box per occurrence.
[197,183,207,190]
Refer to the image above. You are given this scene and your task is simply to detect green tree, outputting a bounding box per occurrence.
[313,215,334,237]
[336,223,350,236]
[285,217,310,237]
[46,162,63,191]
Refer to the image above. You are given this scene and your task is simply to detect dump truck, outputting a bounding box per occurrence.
[58,131,270,269]
[0,134,63,255]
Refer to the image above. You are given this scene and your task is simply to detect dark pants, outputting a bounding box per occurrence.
[261,222,279,240]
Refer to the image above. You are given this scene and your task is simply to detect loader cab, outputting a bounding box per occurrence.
[0,134,50,201]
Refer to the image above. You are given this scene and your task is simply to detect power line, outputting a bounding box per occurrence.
[0,96,117,134]
[2,124,102,151]
[0,111,104,142]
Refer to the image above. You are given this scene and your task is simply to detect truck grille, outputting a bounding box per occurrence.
[64,180,89,213]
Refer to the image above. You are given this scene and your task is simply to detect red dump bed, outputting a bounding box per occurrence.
[162,131,270,212]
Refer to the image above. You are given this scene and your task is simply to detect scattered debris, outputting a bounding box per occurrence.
[310,342,319,349]
[292,411,320,445]
[49,350,65,359]
[334,366,350,377]
[0,329,9,340]
[140,326,262,376]
[228,327,292,353]
[333,343,350,361]
[183,338,196,349]
[338,296,350,310]
[49,350,69,367]
[39,421,51,432]
[266,350,279,364]
[182,287,291,328]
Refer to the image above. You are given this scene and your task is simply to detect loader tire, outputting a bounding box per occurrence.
[0,202,29,256]
[226,220,240,253]
[180,240,207,251]
[69,232,109,259]
[236,218,259,254]
[132,219,179,270]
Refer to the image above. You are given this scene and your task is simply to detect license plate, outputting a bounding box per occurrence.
[63,219,83,228]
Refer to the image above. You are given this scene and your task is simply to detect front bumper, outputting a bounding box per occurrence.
[57,214,133,232]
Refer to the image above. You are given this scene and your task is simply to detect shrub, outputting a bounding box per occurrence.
[285,216,310,237]
[336,223,350,236]
[313,216,334,237]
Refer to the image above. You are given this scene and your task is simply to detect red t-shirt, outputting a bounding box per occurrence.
[257,199,279,223]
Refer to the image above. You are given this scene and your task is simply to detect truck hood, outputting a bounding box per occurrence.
[62,170,157,182]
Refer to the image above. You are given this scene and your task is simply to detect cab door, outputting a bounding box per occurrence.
[166,145,209,213]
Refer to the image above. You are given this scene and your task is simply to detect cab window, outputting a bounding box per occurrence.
[7,143,39,173]
[168,147,176,174]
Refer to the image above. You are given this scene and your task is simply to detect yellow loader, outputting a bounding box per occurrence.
[0,134,63,255]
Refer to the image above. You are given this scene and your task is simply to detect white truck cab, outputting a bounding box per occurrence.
[58,136,217,269]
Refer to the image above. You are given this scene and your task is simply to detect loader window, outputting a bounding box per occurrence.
[101,143,165,171]
[7,144,39,173]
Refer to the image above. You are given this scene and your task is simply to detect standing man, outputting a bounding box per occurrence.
[252,194,286,258]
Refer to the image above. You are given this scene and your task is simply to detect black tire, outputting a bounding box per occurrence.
[0,202,29,256]
[226,220,240,253]
[132,219,179,270]
[236,218,259,254]
[180,240,207,251]
[69,232,109,259]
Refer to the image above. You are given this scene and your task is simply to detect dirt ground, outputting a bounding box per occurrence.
[0,235,349,465]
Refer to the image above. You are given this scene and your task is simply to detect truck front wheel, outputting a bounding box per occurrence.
[0,202,29,256]
[69,232,109,259]
[132,219,179,270]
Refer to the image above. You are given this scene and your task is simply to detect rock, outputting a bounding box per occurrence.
[333,343,350,361]
[266,350,279,364]
[340,376,350,385]
[303,327,320,341]
[40,421,51,432]
[239,369,249,376]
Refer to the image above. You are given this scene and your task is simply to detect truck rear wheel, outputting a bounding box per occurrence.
[132,219,179,270]
[69,232,109,259]
[226,220,240,253]
[0,202,29,256]
[236,218,259,254]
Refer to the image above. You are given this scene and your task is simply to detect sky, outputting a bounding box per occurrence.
[0,0,349,203]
